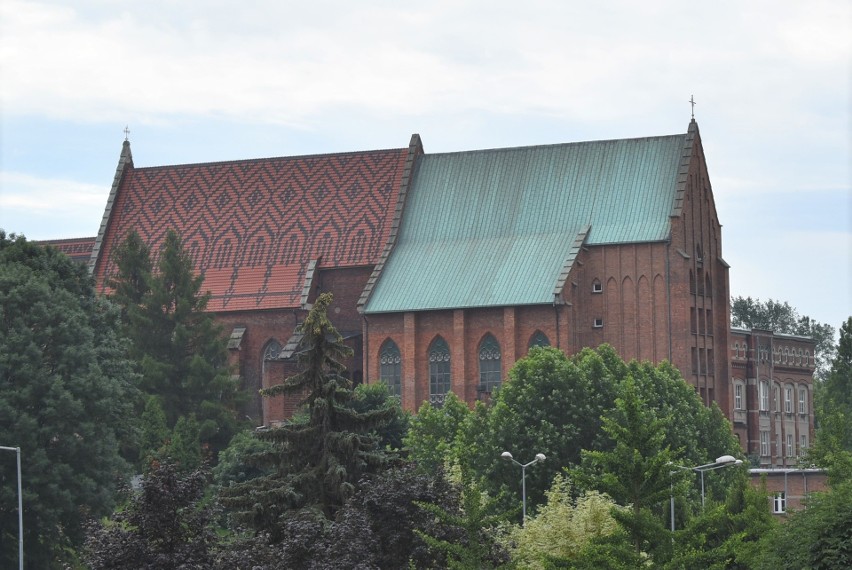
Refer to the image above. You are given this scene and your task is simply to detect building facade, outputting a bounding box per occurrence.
[79,120,814,466]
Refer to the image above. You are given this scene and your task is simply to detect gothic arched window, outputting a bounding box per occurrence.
[478,334,502,393]
[379,339,402,398]
[528,330,550,350]
[428,337,451,406]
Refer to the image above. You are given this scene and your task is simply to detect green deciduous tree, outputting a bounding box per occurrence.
[731,296,836,377]
[0,232,137,567]
[461,346,617,513]
[109,229,243,456]
[221,293,394,538]
[755,479,852,570]
[502,473,625,569]
[404,391,471,473]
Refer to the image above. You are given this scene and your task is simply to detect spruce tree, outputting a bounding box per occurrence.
[109,229,242,456]
[222,293,393,538]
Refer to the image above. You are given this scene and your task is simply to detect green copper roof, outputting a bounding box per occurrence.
[364,133,686,313]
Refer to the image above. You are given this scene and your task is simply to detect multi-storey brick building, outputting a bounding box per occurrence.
[731,329,816,466]
[79,119,814,465]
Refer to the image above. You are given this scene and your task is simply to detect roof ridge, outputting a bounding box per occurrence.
[134,147,408,171]
[424,133,686,158]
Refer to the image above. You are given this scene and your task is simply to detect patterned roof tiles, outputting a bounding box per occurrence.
[93,147,409,311]
[38,237,96,264]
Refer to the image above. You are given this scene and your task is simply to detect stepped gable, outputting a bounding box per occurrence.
[93,147,409,312]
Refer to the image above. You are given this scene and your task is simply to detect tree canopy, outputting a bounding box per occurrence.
[109,229,243,457]
[0,232,137,568]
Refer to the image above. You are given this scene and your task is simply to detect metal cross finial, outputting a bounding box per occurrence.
[124,125,130,141]
[689,95,696,119]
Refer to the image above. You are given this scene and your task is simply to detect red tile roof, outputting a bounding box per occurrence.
[38,237,96,264]
[93,148,409,311]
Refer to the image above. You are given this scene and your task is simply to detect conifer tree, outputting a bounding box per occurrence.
[109,230,242,456]
[578,379,681,560]
[221,293,393,538]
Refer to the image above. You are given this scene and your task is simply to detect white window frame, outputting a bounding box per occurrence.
[760,431,769,456]
[799,388,807,414]
[734,384,743,410]
[759,382,769,412]
[593,318,603,328]
[785,387,793,414]
[773,492,786,514]
[800,434,808,454]
[786,433,795,457]
[592,280,602,293]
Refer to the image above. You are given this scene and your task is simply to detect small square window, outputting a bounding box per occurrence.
[592,280,603,293]
[593,318,604,328]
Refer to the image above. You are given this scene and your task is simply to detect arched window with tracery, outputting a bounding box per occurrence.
[528,330,550,350]
[428,337,451,407]
[478,334,502,393]
[379,339,402,398]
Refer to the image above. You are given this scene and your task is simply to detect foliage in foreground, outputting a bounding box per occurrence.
[501,473,624,569]
[83,463,217,569]
[220,293,395,539]
[109,229,243,459]
[0,232,137,568]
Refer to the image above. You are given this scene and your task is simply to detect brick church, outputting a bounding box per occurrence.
[51,119,813,467]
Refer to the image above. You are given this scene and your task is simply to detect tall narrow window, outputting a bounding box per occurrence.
[773,492,786,514]
[759,381,769,412]
[734,384,743,410]
[379,339,402,398]
[428,337,451,407]
[786,433,795,457]
[773,386,780,413]
[798,387,807,414]
[528,331,550,349]
[800,434,808,453]
[760,431,769,456]
[785,386,793,414]
[478,334,502,393]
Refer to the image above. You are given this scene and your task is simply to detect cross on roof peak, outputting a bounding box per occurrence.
[689,95,696,119]
[124,125,130,141]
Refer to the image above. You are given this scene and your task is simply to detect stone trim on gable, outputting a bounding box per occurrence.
[89,140,133,276]
[357,133,423,312]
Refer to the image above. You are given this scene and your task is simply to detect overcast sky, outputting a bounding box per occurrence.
[1,0,849,331]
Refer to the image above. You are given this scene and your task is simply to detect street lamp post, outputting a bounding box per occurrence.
[501,451,545,525]
[0,446,22,570]
[669,454,743,532]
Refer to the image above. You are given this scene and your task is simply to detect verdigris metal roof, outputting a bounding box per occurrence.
[364,133,686,313]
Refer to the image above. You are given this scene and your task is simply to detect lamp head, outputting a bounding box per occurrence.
[501,451,513,461]
[535,453,546,463]
[715,455,737,465]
